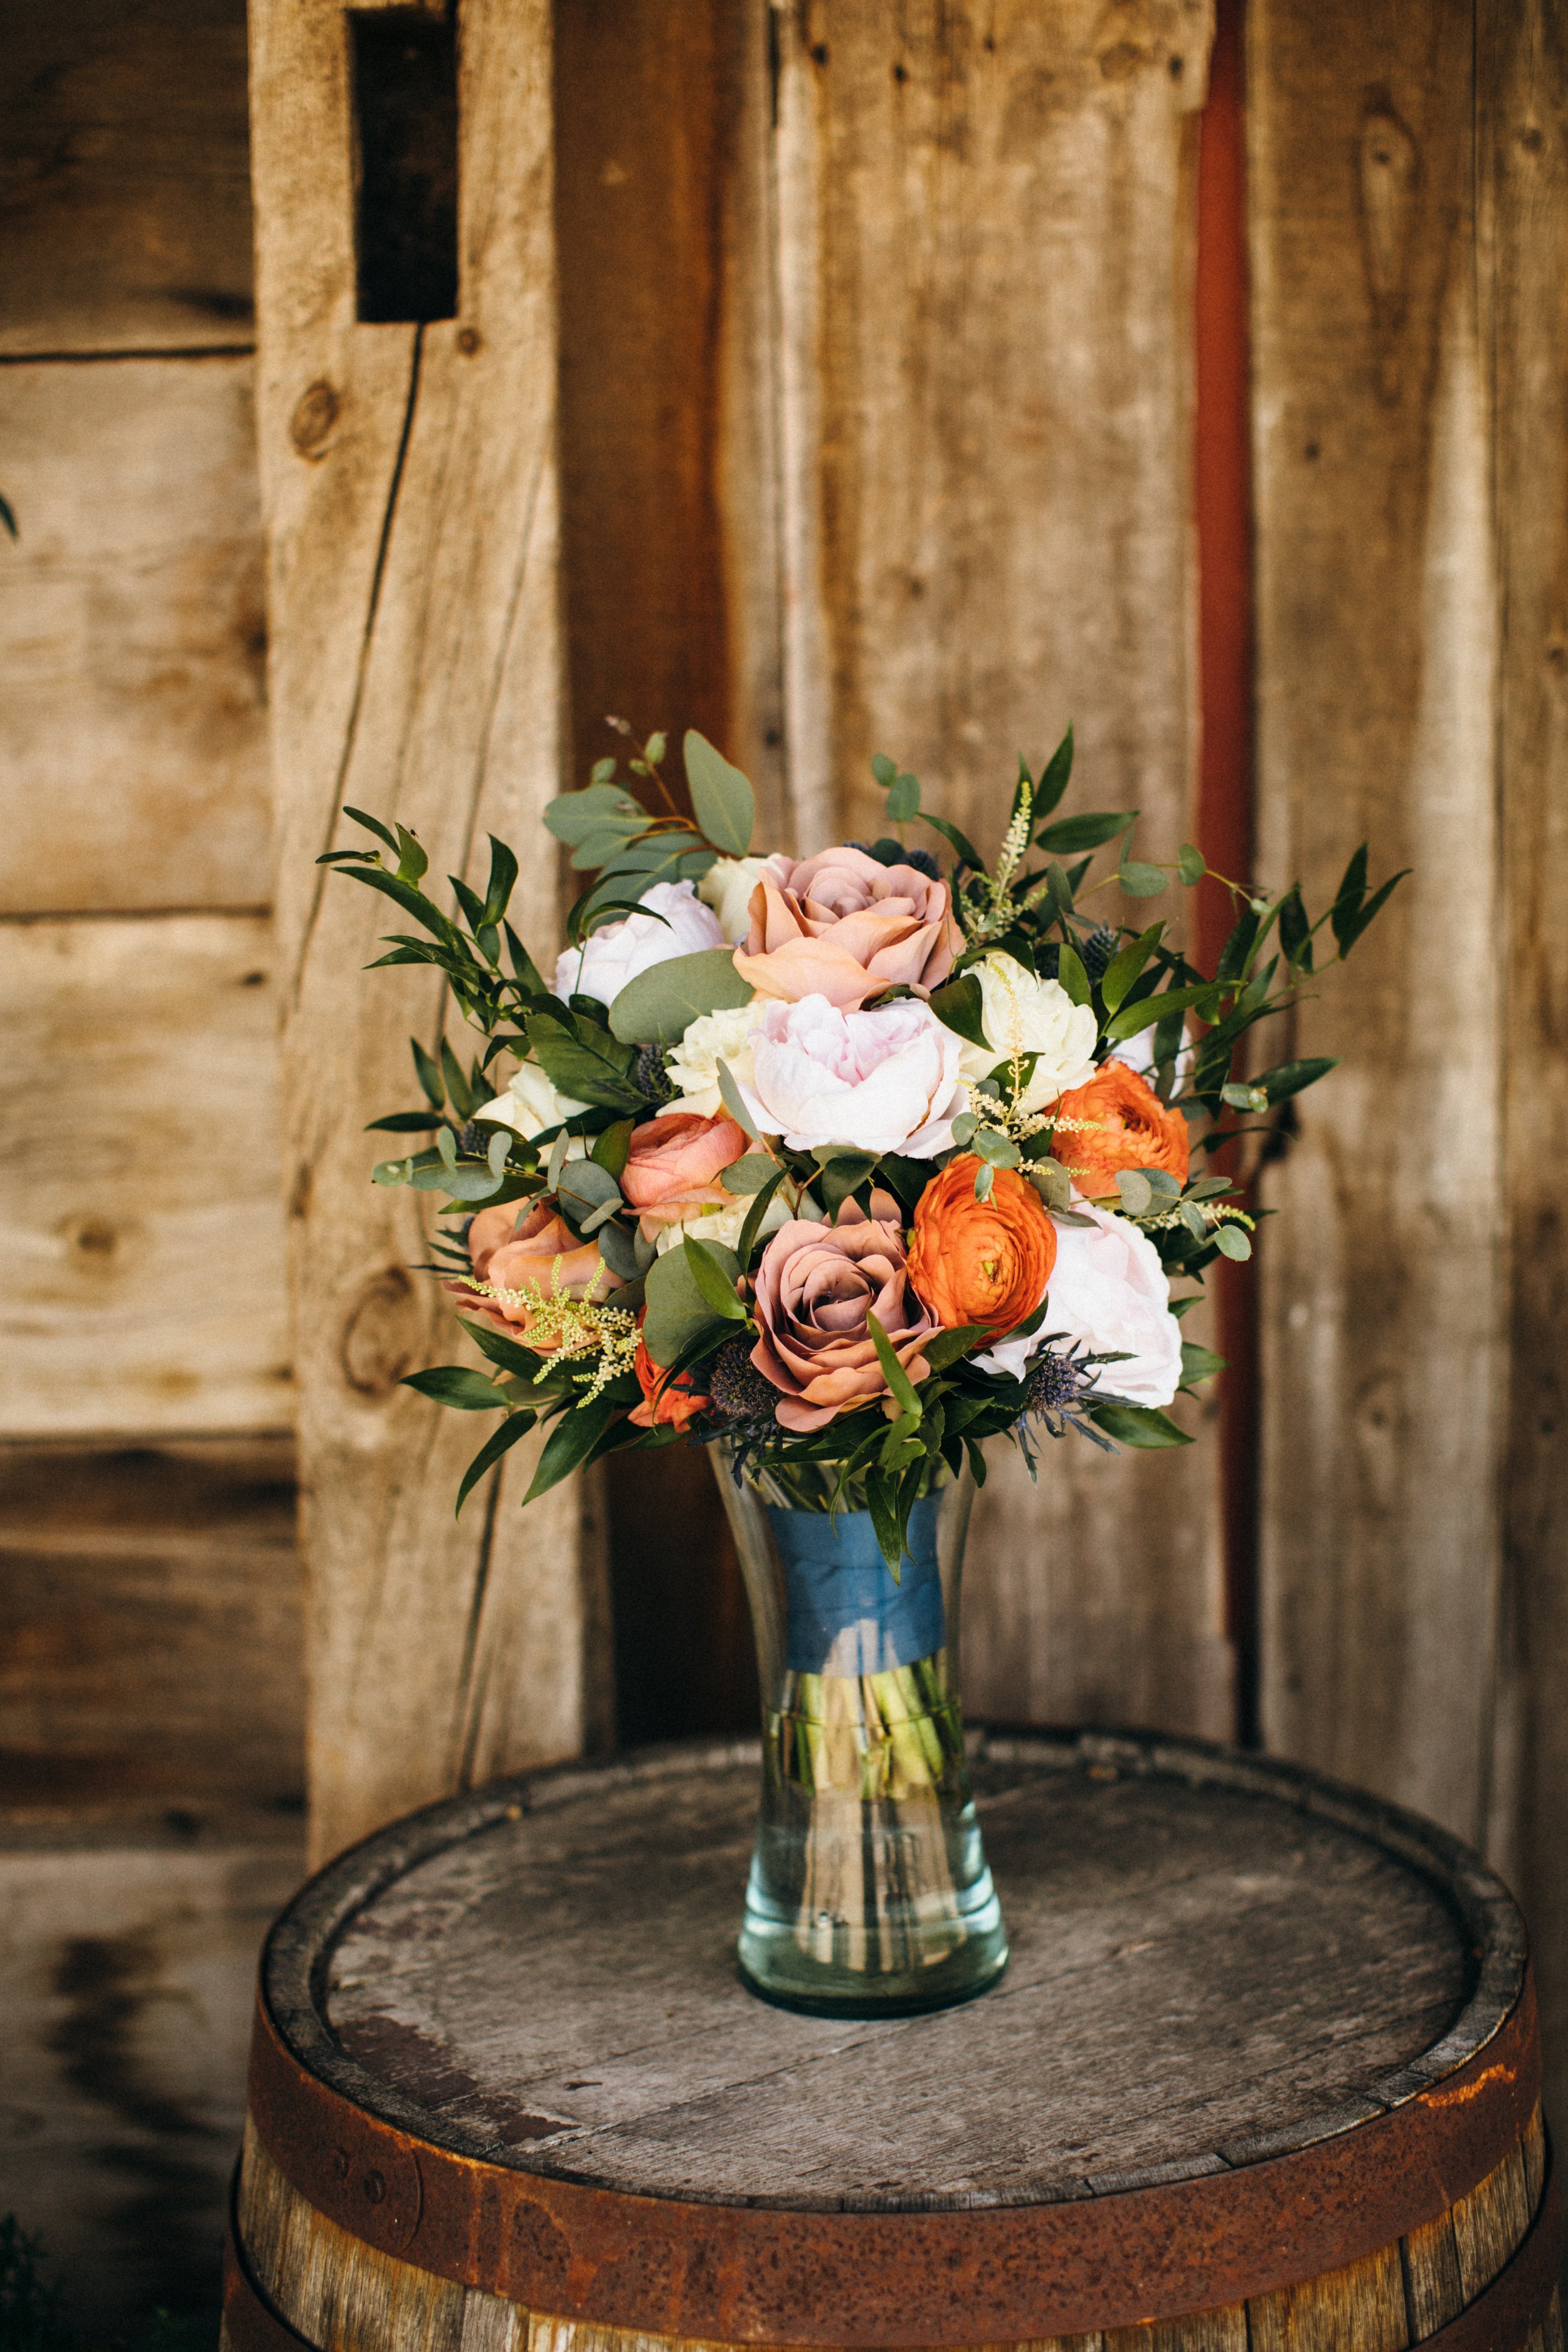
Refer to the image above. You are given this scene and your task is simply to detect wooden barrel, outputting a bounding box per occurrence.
[222,1730,1562,2351]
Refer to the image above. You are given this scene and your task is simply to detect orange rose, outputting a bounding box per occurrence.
[620,1111,748,1240]
[628,1321,711,1432]
[453,1199,620,1347]
[1049,1060,1190,1199]
[908,1157,1057,1341]
[733,844,963,1011]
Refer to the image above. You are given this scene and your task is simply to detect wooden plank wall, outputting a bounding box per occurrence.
[0,3,304,2329]
[1250,0,1568,2137]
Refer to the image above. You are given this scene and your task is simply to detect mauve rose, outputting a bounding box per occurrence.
[738,993,968,1157]
[620,1111,748,1241]
[454,1199,619,1346]
[734,843,962,1010]
[554,879,724,1009]
[750,1194,938,1432]
[975,1201,1182,1406]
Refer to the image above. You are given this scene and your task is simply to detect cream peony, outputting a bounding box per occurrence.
[662,1000,768,1117]
[955,952,1098,1111]
[976,1200,1183,1406]
[738,994,967,1157]
[554,879,724,1008]
[475,1061,590,1160]
[1109,1019,1194,1086]
[698,854,791,945]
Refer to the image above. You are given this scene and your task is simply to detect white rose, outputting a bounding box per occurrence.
[475,1061,590,1160]
[698,854,791,944]
[651,1187,792,1256]
[662,1000,768,1116]
[739,993,968,1157]
[977,1200,1183,1406]
[554,879,724,1007]
[955,952,1098,1111]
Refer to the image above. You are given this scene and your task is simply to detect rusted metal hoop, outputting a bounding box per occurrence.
[247,1729,1542,2346]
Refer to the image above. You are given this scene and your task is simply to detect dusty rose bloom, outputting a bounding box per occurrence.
[453,1199,619,1345]
[733,844,963,1011]
[619,1112,749,1240]
[750,1192,938,1433]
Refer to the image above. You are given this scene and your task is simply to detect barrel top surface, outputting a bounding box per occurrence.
[262,1730,1527,2215]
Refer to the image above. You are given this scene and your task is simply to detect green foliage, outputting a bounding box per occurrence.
[684,730,756,854]
[608,948,755,1044]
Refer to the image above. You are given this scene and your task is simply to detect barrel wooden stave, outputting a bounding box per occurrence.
[227,1732,1563,2352]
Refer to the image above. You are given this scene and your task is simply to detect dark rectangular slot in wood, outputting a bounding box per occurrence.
[350,8,458,324]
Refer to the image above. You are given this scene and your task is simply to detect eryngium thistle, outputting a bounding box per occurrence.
[1025,1347,1087,1418]
[1080,925,1119,982]
[458,1119,504,1158]
[633,1042,677,1104]
[707,1337,780,1425]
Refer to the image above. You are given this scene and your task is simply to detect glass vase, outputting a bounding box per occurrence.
[709,1443,1009,2018]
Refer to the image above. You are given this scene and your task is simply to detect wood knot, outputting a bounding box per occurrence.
[339,1266,422,1398]
[63,1215,118,1263]
[455,324,481,355]
[290,378,341,459]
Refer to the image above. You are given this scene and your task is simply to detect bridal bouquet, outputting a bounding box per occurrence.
[327,724,1400,1568]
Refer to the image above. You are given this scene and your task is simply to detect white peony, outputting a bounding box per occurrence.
[698,854,791,944]
[976,1200,1183,1406]
[651,1187,792,1256]
[662,1000,768,1116]
[554,879,724,1008]
[475,1061,590,1160]
[739,993,968,1157]
[1110,1019,1194,1086]
[955,952,1098,1111]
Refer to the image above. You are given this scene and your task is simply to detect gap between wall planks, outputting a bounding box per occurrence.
[1251,0,1568,2137]
[768,1,1232,1740]
[247,0,610,1866]
[1194,0,1261,1749]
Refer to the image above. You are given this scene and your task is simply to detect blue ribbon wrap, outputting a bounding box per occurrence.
[769,1493,946,1676]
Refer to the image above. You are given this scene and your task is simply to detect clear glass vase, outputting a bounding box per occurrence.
[709,1443,1009,2017]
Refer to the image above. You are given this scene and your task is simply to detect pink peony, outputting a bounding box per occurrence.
[737,993,967,1157]
[734,844,962,1010]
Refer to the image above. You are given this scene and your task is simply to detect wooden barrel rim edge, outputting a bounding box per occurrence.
[243,1730,1544,2342]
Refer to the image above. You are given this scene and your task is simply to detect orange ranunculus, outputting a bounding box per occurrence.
[620,1111,748,1240]
[629,1320,711,1432]
[907,1157,1057,1342]
[1049,1059,1190,1199]
[452,1199,620,1347]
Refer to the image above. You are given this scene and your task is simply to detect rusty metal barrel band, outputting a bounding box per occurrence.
[245,1981,1541,2344]
[246,1744,1543,2342]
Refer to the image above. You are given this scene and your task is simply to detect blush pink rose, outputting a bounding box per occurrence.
[453,1199,620,1345]
[750,1194,938,1433]
[733,844,963,1010]
[620,1112,749,1240]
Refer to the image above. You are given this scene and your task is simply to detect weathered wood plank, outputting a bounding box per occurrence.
[766,1,1229,1737]
[0,1818,300,2340]
[1250,1,1505,1838]
[0,355,270,914]
[0,0,253,357]
[1478,0,1568,2188]
[0,1438,302,1809]
[0,913,290,1437]
[247,0,607,1862]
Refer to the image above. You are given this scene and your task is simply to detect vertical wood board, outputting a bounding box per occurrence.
[248,0,607,1863]
[0,0,254,356]
[0,356,271,914]
[771,0,1230,1740]
[1249,0,1505,1841]
[1480,0,1568,2179]
[0,913,291,1438]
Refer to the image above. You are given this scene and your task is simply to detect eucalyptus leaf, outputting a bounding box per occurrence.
[1177,842,1206,887]
[684,729,756,855]
[724,1152,780,1194]
[1214,1223,1253,1260]
[1118,859,1169,899]
[885,773,920,822]
[972,1128,1022,1168]
[644,1241,741,1367]
[608,947,755,1044]
[1116,1170,1154,1216]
